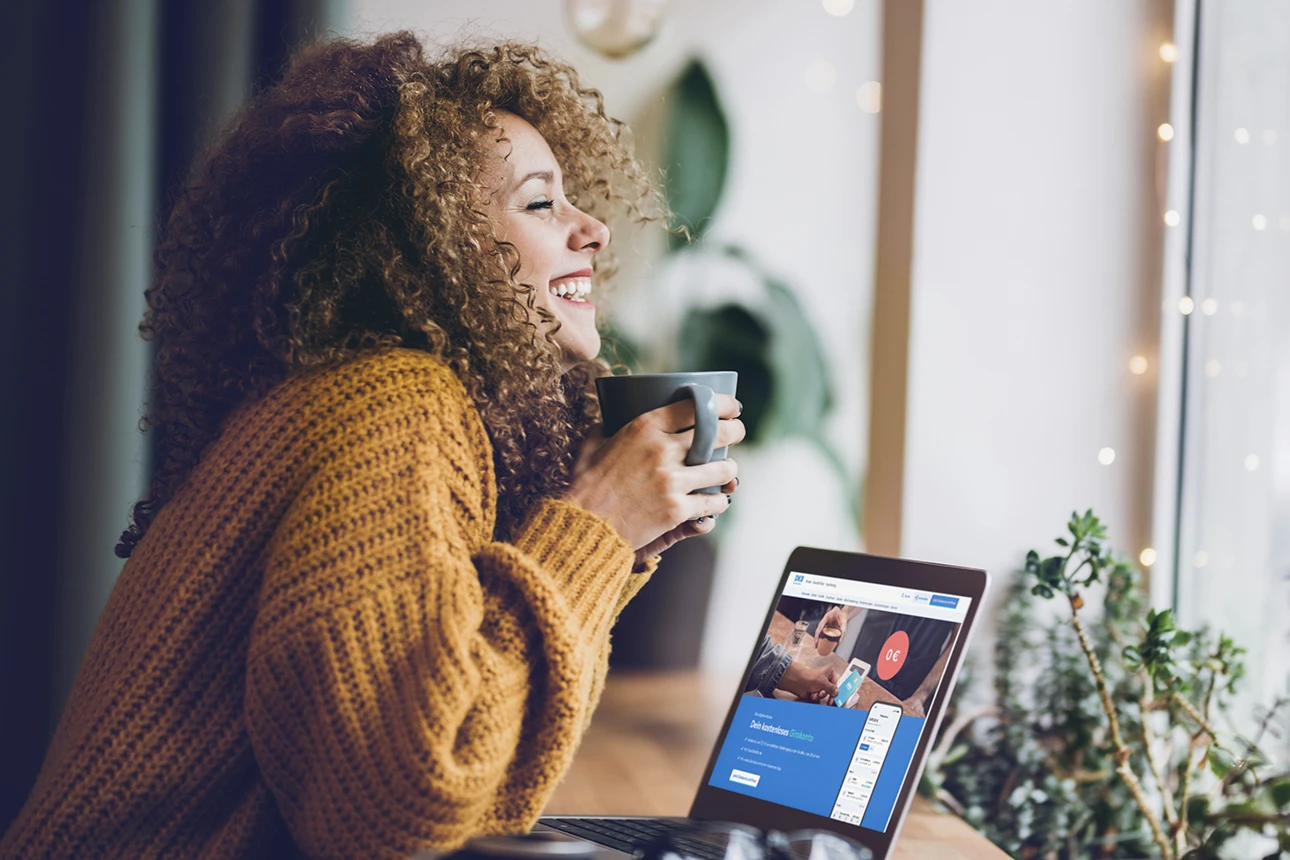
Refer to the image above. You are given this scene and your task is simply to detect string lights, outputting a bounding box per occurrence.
[804,5,879,116]
[1148,34,1187,569]
[856,81,882,114]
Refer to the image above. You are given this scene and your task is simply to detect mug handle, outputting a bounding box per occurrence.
[679,383,718,467]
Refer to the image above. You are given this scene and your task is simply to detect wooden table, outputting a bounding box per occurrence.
[545,671,1007,860]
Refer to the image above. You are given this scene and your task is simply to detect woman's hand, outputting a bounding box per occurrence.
[566,394,744,565]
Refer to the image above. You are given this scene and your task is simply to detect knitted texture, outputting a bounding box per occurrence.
[2,349,653,859]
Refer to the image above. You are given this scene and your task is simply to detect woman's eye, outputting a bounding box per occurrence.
[526,199,554,212]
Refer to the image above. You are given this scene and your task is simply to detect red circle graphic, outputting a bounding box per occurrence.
[876,630,909,681]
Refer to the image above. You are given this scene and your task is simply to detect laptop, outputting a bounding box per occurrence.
[534,546,989,860]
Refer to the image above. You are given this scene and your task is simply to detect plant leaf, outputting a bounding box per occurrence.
[663,60,730,250]
[1209,748,1235,779]
[1268,775,1290,809]
[759,270,834,437]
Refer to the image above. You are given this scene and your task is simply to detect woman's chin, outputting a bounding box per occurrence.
[557,331,601,372]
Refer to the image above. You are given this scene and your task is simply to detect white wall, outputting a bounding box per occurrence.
[902,0,1161,631]
[341,0,881,678]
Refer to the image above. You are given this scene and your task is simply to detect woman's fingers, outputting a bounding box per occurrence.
[715,417,746,448]
[667,418,746,456]
[684,489,733,523]
[679,517,717,537]
[677,458,738,495]
[640,395,742,433]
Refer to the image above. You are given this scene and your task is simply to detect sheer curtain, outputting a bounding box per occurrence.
[1172,0,1290,761]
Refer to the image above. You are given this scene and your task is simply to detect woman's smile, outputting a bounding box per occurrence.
[548,267,595,306]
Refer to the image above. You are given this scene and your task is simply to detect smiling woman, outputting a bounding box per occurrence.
[0,32,745,860]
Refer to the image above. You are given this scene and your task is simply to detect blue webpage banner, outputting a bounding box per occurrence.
[709,696,925,831]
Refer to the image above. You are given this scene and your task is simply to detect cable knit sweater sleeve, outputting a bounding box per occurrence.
[244,355,647,859]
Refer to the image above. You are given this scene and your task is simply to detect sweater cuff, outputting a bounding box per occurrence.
[511,497,636,623]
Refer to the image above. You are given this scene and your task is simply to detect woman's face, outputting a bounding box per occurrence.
[486,112,611,373]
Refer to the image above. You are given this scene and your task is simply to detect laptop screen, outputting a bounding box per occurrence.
[706,571,972,832]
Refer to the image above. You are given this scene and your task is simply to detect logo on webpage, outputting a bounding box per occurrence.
[793,574,805,584]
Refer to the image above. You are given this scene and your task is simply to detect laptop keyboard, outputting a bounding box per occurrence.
[542,818,730,860]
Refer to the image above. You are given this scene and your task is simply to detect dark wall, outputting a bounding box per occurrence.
[0,0,95,827]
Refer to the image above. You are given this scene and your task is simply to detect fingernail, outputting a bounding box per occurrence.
[735,399,744,416]
[725,494,732,506]
[734,477,740,488]
[696,517,708,524]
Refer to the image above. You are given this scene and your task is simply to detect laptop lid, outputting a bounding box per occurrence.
[688,546,988,860]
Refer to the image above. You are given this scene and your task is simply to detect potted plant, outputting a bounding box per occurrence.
[922,510,1290,858]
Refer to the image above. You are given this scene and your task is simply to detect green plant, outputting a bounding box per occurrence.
[923,510,1290,858]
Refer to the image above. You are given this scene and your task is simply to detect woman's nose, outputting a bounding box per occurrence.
[571,209,610,253]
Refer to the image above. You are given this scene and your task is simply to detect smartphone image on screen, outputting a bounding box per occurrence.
[834,658,871,707]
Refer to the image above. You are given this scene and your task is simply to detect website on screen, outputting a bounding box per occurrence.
[709,573,971,832]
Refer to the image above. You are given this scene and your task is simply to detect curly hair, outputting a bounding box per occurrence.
[116,32,661,557]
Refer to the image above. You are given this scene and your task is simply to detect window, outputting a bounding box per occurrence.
[1157,0,1290,762]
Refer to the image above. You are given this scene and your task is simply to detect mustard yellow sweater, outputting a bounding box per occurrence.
[2,349,652,859]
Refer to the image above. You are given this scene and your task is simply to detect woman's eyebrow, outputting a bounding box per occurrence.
[511,170,554,192]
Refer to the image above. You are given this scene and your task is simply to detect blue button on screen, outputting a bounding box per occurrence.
[929,594,960,609]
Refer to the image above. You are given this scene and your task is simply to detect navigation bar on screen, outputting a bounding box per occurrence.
[783,573,970,623]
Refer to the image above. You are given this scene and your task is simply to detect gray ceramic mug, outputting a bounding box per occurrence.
[595,371,738,494]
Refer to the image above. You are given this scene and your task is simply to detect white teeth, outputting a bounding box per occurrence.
[549,277,592,301]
